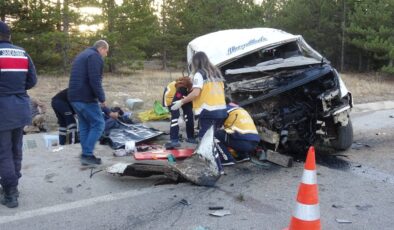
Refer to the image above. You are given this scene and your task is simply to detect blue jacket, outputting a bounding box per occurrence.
[0,40,37,131]
[68,47,105,103]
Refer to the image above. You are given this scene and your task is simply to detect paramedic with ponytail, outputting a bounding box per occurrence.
[171,51,227,138]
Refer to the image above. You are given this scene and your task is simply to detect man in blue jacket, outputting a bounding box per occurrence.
[0,21,37,208]
[68,40,108,166]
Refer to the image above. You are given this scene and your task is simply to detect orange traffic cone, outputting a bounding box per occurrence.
[284,146,321,230]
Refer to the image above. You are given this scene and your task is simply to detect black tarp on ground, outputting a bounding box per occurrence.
[103,123,163,149]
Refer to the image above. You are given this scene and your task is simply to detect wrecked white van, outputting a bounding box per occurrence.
[187,28,353,154]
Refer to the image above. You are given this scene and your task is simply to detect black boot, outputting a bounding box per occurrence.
[1,187,19,208]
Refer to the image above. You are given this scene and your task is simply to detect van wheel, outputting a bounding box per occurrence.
[331,119,353,150]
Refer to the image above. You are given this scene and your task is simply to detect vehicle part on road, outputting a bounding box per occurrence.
[187,28,353,155]
[179,199,191,206]
[258,149,293,167]
[208,206,224,210]
[284,146,321,230]
[106,126,221,186]
[335,219,352,224]
[209,210,231,217]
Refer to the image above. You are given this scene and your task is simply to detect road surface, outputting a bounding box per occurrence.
[0,109,394,230]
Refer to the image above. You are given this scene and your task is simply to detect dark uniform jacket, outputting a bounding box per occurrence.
[68,47,105,103]
[0,40,37,131]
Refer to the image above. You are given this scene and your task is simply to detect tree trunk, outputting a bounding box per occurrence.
[162,50,168,70]
[62,0,70,74]
[358,52,362,72]
[106,0,116,73]
[340,0,346,72]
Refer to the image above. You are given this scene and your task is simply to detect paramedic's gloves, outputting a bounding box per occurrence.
[171,100,183,111]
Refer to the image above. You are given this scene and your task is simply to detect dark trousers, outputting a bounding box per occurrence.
[198,117,224,139]
[0,127,23,188]
[169,89,194,141]
[215,129,259,158]
[52,100,77,145]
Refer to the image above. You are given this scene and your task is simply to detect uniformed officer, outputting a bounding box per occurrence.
[51,88,77,145]
[0,21,37,208]
[215,103,260,165]
[163,80,195,149]
[171,52,227,139]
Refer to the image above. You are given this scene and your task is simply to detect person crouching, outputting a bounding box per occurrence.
[163,79,195,149]
[215,103,260,165]
[51,88,78,145]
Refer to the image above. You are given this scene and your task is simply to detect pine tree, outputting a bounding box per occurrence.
[347,0,394,73]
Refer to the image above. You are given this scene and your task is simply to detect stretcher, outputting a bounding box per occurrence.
[134,148,194,160]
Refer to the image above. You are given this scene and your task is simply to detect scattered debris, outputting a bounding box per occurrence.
[389,114,394,118]
[209,206,224,210]
[375,132,386,136]
[258,149,293,167]
[52,146,64,152]
[113,149,130,157]
[125,140,136,153]
[236,193,245,202]
[332,204,344,209]
[250,157,271,168]
[335,218,352,224]
[44,173,57,183]
[194,226,209,230]
[90,168,104,178]
[351,142,371,150]
[107,163,129,175]
[125,98,144,110]
[355,204,373,211]
[209,210,231,217]
[106,126,222,186]
[179,199,191,206]
[62,187,73,194]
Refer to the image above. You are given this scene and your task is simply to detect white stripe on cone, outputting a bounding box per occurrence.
[292,203,320,221]
[301,169,317,185]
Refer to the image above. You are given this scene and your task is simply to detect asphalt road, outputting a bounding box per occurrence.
[1,109,394,230]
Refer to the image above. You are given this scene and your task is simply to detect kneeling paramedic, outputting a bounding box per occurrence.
[215,103,260,165]
[51,88,78,145]
[163,78,195,149]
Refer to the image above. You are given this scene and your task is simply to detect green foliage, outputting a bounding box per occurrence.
[161,0,265,62]
[104,0,160,71]
[347,0,394,73]
[272,0,343,66]
[1,0,393,75]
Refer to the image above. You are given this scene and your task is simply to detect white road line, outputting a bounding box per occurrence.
[0,188,162,225]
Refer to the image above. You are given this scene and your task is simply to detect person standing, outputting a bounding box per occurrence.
[171,52,227,139]
[163,79,195,149]
[0,21,37,208]
[51,88,77,145]
[68,40,108,166]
